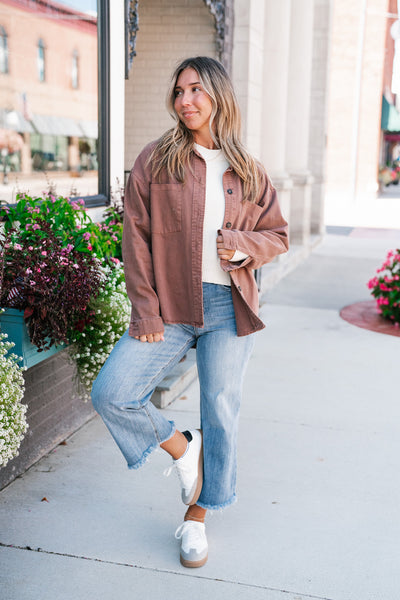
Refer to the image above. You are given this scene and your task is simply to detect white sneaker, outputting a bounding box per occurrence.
[165,429,203,505]
[175,520,208,568]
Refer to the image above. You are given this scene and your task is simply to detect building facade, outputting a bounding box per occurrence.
[122,0,332,253]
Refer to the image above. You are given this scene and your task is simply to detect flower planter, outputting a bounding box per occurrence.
[0,308,64,369]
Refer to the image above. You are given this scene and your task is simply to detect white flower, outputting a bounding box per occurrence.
[0,338,28,467]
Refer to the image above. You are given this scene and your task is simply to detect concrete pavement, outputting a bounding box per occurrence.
[1,227,400,600]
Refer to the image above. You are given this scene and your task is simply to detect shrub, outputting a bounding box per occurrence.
[368,249,400,325]
[0,223,104,351]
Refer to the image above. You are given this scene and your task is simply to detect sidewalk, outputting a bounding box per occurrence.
[1,227,400,600]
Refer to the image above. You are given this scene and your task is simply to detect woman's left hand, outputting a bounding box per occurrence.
[216,234,235,260]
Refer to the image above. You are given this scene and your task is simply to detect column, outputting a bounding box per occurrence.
[261,0,293,223]
[285,0,315,245]
[308,0,332,235]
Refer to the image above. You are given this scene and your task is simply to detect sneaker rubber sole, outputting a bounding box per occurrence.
[180,553,208,568]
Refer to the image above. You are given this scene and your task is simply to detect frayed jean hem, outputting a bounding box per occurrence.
[196,494,237,511]
[127,421,176,470]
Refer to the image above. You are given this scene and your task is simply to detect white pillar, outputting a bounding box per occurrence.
[285,0,315,245]
[308,0,332,236]
[261,0,293,222]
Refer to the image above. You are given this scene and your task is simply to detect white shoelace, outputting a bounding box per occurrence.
[175,521,206,546]
[163,456,192,489]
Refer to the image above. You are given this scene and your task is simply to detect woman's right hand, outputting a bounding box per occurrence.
[134,332,165,343]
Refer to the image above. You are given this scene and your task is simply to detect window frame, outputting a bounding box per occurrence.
[72,49,79,89]
[87,0,110,207]
[37,38,46,82]
[0,25,8,74]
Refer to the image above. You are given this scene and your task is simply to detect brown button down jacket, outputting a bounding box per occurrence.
[122,141,289,337]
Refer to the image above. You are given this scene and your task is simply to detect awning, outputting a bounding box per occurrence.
[31,114,83,137]
[0,109,34,133]
[381,95,400,131]
[79,119,98,139]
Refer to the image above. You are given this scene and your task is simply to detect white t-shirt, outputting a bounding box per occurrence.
[195,143,248,286]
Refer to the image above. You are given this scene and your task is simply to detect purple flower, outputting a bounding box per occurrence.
[66,244,74,253]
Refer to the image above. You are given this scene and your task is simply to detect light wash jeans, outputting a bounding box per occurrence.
[92,283,255,510]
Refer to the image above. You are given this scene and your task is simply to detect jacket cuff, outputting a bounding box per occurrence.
[230,249,249,262]
[128,316,164,337]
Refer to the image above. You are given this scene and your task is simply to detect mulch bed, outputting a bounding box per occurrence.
[340,300,400,338]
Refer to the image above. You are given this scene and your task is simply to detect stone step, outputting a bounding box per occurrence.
[151,349,198,409]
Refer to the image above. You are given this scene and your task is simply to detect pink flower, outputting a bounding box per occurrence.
[111,235,118,241]
[87,244,93,251]
[32,224,40,230]
[28,246,33,251]
[110,257,120,265]
[25,224,30,230]
[36,268,41,273]
[83,232,91,241]
[41,251,47,256]
[73,263,79,269]
[76,224,82,230]
[26,268,33,274]
[367,277,378,289]
[14,243,22,250]
[66,244,74,253]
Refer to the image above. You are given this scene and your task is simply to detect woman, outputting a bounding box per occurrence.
[92,56,288,569]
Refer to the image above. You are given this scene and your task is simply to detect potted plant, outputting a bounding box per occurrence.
[0,194,124,368]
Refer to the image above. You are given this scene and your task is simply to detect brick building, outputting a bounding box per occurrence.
[0,0,98,200]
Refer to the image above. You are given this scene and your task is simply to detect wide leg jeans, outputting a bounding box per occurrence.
[92,283,255,510]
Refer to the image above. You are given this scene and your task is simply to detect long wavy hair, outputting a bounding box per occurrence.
[149,56,264,203]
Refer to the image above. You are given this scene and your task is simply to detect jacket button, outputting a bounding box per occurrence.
[226,222,232,228]
[227,188,233,194]
[237,286,242,292]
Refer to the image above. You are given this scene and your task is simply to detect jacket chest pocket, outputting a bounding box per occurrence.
[237,201,263,230]
[150,183,183,233]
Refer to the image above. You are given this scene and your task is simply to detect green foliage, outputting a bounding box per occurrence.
[0,193,123,265]
[368,249,400,326]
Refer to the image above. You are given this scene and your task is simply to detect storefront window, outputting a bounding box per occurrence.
[0,0,106,205]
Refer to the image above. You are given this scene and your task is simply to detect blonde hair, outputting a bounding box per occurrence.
[149,56,264,203]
